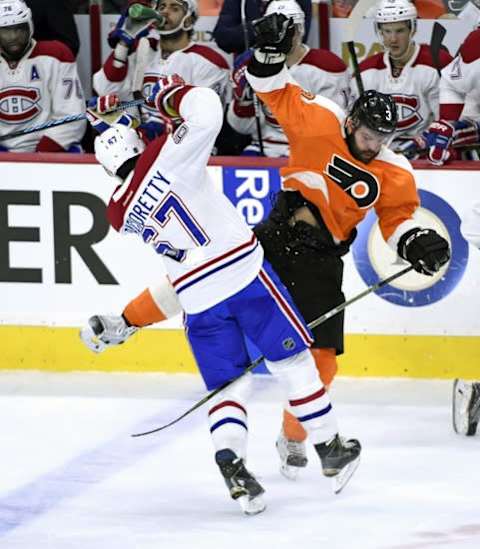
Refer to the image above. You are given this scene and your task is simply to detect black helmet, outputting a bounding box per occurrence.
[349,90,397,135]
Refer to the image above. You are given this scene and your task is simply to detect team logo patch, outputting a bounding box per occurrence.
[0,87,42,124]
[173,123,188,144]
[325,154,380,209]
[392,94,422,130]
[282,337,296,350]
[351,190,469,307]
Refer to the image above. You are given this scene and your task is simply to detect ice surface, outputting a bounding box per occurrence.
[1,372,479,549]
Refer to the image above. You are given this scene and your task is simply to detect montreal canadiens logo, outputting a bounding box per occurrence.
[0,87,42,124]
[392,94,422,130]
[352,190,469,307]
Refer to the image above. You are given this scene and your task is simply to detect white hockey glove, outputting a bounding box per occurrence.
[80,315,138,354]
[452,379,480,436]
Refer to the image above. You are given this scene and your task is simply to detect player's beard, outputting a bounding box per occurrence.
[0,36,30,62]
[345,131,377,164]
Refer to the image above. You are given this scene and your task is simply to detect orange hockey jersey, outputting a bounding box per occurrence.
[246,66,420,249]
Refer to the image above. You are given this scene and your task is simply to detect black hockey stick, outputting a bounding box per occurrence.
[430,22,446,77]
[241,0,265,156]
[132,263,415,437]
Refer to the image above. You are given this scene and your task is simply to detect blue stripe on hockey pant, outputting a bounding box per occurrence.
[185,260,313,391]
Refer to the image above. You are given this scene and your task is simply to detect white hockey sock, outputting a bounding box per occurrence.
[266,350,338,444]
[207,373,253,459]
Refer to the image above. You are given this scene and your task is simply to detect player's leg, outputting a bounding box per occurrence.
[185,303,266,515]
[453,379,480,436]
[233,262,361,492]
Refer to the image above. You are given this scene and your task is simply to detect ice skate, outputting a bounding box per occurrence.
[315,434,361,494]
[215,449,266,515]
[276,430,308,480]
[453,379,480,436]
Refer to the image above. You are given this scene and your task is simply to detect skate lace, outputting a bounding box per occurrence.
[285,439,305,457]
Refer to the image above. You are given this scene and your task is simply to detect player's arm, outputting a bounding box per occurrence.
[245,13,344,140]
[37,44,86,152]
[374,158,449,276]
[80,277,182,353]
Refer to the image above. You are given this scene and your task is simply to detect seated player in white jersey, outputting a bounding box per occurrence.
[93,0,229,142]
[0,0,85,152]
[452,203,480,437]
[422,27,480,165]
[353,0,452,160]
[227,0,350,157]
[83,75,361,515]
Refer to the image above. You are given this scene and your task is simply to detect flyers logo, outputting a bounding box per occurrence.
[392,94,422,130]
[0,87,41,124]
[301,90,315,100]
[325,155,379,209]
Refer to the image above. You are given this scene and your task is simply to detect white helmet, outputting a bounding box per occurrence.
[94,125,145,178]
[375,0,417,37]
[0,0,33,39]
[159,0,198,35]
[265,0,305,26]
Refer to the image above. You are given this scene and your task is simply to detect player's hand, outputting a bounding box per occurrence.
[399,228,450,276]
[252,13,295,57]
[232,50,254,103]
[423,119,455,166]
[108,3,155,51]
[80,315,138,354]
[452,118,480,148]
[87,94,120,114]
[147,74,186,118]
[137,120,167,142]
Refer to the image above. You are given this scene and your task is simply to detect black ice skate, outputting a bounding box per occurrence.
[215,449,266,515]
[315,434,361,494]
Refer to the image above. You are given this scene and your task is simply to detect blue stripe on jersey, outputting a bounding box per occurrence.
[297,404,332,423]
[210,417,248,433]
[176,243,259,294]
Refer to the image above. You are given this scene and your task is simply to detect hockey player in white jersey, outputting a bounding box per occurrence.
[422,28,480,165]
[93,0,229,141]
[353,0,452,158]
[0,0,86,152]
[84,76,361,514]
[227,0,350,157]
[452,203,480,436]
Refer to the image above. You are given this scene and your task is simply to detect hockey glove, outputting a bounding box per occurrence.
[80,315,138,354]
[108,1,156,51]
[137,120,167,143]
[252,13,295,64]
[398,228,450,276]
[147,74,187,119]
[423,119,455,166]
[391,135,426,160]
[86,95,138,134]
[452,118,480,148]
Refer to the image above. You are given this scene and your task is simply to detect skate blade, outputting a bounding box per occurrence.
[331,455,360,495]
[280,463,302,481]
[237,494,266,516]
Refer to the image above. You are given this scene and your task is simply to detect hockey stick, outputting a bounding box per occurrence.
[132,263,415,437]
[241,0,265,156]
[344,0,377,95]
[132,36,151,122]
[430,22,446,77]
[0,98,145,142]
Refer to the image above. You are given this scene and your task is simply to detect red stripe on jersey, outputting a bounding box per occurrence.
[289,387,326,407]
[209,400,247,416]
[103,52,128,82]
[258,269,313,346]
[458,29,480,64]
[183,44,229,70]
[30,41,75,63]
[301,49,347,73]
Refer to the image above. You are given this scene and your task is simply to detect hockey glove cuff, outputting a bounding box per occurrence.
[423,119,454,166]
[80,315,138,354]
[398,228,450,276]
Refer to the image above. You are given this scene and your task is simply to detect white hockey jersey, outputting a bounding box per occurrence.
[93,36,230,126]
[354,44,452,142]
[106,87,263,314]
[0,40,86,152]
[439,29,480,120]
[228,47,350,157]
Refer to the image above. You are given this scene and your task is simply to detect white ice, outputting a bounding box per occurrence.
[1,372,479,549]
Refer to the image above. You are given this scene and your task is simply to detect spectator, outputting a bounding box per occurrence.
[0,0,86,152]
[227,0,350,157]
[353,0,452,159]
[93,0,229,141]
[213,0,312,54]
[25,0,80,56]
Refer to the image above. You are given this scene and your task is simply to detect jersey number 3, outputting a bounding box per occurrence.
[325,155,380,209]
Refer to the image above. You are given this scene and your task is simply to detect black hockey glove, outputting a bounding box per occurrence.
[252,13,295,64]
[398,228,450,276]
